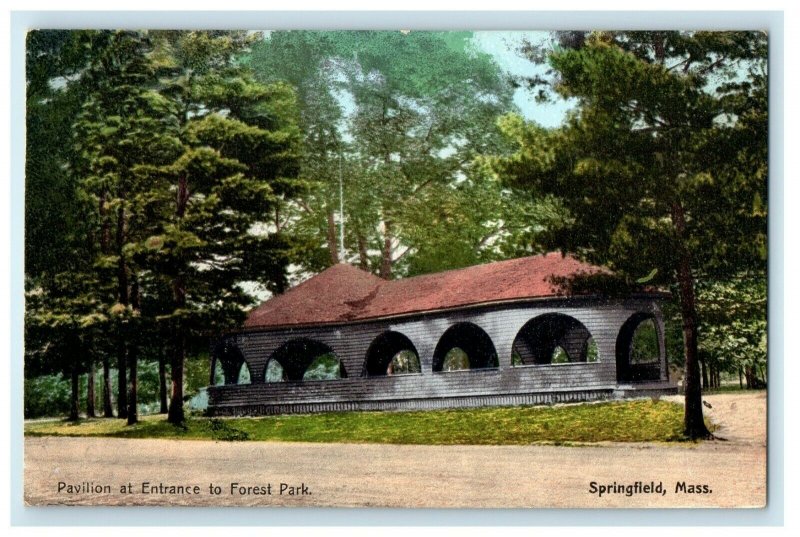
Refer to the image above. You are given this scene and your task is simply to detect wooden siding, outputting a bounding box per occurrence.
[208,297,676,415]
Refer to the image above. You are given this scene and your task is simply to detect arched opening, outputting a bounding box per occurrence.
[237,362,252,385]
[616,313,663,382]
[551,346,569,364]
[212,359,225,386]
[511,313,594,365]
[364,331,421,376]
[586,337,599,363]
[389,350,422,375]
[266,338,346,382]
[211,340,247,385]
[302,353,344,381]
[264,359,286,383]
[433,323,498,372]
[442,348,471,371]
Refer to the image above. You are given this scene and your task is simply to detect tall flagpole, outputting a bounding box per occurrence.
[339,153,345,261]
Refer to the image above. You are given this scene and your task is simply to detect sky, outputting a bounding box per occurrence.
[471,31,576,128]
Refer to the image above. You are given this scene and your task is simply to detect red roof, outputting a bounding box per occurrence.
[244,253,607,329]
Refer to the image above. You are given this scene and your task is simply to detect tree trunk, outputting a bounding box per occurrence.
[357,232,369,271]
[671,201,710,439]
[102,354,113,417]
[168,175,190,426]
[117,338,128,419]
[87,360,96,418]
[127,342,138,425]
[379,219,393,280]
[168,272,187,425]
[159,348,169,414]
[168,329,186,425]
[69,360,80,422]
[99,193,115,418]
[327,208,339,265]
[700,358,708,389]
[739,367,743,389]
[115,202,129,419]
[127,276,140,425]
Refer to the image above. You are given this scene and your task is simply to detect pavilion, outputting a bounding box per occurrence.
[207,253,676,416]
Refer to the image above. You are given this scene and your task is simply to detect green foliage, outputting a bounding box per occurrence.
[247,31,541,279]
[184,353,213,397]
[442,348,470,371]
[25,31,112,280]
[489,32,767,435]
[237,362,251,384]
[586,338,599,363]
[491,31,767,285]
[207,419,250,441]
[24,374,73,418]
[696,274,766,376]
[631,320,660,365]
[389,350,421,374]
[264,359,285,383]
[301,353,342,381]
[27,30,305,422]
[23,356,229,419]
[551,346,569,364]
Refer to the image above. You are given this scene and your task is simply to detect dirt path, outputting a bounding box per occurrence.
[24,392,766,508]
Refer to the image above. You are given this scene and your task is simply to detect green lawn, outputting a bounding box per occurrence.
[24,399,697,444]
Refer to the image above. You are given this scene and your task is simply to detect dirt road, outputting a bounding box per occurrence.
[24,392,766,508]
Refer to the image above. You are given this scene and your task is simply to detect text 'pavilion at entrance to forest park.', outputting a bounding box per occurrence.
[207,253,676,416]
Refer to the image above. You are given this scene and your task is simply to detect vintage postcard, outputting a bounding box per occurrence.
[22,28,768,509]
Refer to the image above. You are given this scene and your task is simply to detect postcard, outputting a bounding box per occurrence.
[22,28,768,509]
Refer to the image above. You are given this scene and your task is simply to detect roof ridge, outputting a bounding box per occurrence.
[383,252,570,285]
[245,253,611,329]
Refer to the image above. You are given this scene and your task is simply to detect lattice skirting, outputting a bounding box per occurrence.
[206,388,631,416]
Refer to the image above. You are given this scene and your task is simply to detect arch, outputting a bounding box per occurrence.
[266,338,347,382]
[432,322,498,372]
[212,359,225,386]
[364,331,422,376]
[551,345,569,364]
[264,358,286,383]
[511,313,594,366]
[616,313,663,382]
[586,337,599,363]
[303,354,345,381]
[237,361,252,385]
[211,340,248,385]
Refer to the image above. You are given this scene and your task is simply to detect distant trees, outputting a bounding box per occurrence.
[248,31,548,279]
[696,275,767,389]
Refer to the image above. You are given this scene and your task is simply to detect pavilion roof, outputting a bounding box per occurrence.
[244,252,612,329]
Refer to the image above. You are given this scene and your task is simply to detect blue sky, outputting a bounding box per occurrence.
[471,31,576,128]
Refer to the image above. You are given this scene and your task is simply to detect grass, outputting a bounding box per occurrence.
[24,399,697,445]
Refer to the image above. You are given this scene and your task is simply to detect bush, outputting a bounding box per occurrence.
[24,354,215,419]
[24,374,71,418]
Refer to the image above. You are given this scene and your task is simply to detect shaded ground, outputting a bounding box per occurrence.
[24,391,766,508]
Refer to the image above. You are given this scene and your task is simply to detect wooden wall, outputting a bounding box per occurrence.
[208,297,676,415]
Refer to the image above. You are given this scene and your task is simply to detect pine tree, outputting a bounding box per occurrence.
[134,31,303,424]
[73,31,184,424]
[491,31,767,438]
